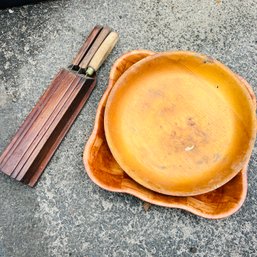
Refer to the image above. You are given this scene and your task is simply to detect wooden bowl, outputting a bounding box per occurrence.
[104,51,256,196]
[83,50,256,219]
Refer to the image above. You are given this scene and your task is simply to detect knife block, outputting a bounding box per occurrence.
[0,25,118,186]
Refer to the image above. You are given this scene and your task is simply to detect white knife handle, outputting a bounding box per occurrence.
[86,32,119,76]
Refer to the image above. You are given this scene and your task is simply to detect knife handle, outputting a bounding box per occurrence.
[79,26,111,70]
[86,32,119,76]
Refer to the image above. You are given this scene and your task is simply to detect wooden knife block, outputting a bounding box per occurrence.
[0,25,118,186]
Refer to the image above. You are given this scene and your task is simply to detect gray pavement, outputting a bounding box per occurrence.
[1,0,257,256]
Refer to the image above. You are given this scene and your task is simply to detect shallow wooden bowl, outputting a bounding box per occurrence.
[83,50,256,219]
[104,51,256,196]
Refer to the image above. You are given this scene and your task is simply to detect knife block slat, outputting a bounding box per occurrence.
[0,69,95,186]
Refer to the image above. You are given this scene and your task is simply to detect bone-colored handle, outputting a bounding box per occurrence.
[86,32,119,76]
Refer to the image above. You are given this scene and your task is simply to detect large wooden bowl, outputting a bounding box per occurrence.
[83,50,256,219]
[104,51,256,196]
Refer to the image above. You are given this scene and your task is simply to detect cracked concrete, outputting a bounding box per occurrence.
[1,0,257,256]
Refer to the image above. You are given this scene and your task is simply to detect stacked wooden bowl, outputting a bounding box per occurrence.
[83,50,256,219]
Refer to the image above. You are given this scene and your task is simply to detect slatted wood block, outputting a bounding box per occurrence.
[0,25,118,186]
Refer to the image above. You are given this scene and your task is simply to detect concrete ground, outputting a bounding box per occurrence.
[1,0,257,256]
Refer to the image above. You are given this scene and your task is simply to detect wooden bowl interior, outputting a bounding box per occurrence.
[104,51,256,196]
